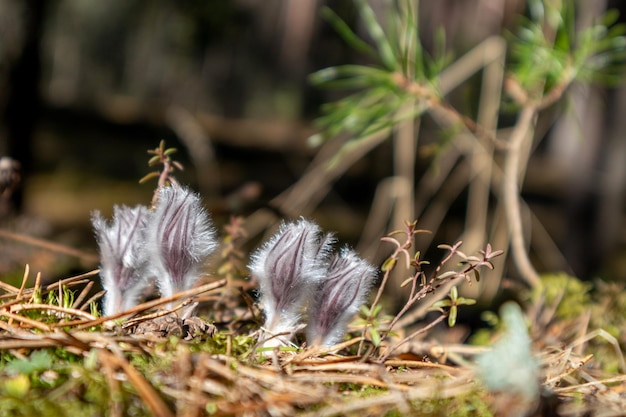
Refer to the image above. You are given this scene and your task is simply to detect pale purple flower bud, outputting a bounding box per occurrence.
[144,185,218,299]
[249,218,334,344]
[307,248,376,347]
[92,205,150,316]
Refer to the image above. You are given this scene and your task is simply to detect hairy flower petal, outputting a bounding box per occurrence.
[249,218,334,341]
[307,248,377,347]
[145,185,218,299]
[92,205,150,316]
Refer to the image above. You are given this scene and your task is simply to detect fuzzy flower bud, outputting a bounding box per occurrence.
[92,205,150,316]
[307,248,376,347]
[249,218,334,345]
[145,185,218,299]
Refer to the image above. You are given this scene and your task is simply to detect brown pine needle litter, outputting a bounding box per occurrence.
[0,269,624,416]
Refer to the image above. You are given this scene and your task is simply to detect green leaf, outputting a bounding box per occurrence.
[456,297,477,306]
[309,65,393,87]
[321,7,378,59]
[448,306,457,327]
[602,8,620,28]
[5,350,54,375]
[430,299,451,309]
[400,276,413,288]
[370,327,381,347]
[427,26,448,82]
[354,0,398,70]
[381,257,397,272]
[528,0,545,22]
[371,304,383,317]
[397,0,417,78]
[473,269,481,282]
[450,286,459,301]
[360,304,372,316]
[148,155,161,166]
[139,171,159,184]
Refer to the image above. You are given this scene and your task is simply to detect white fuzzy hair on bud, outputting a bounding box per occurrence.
[306,248,376,347]
[92,205,150,316]
[144,185,218,300]
[249,218,334,347]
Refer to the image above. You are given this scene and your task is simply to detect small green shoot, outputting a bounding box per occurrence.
[429,286,476,327]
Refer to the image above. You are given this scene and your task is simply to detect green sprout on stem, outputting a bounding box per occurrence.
[356,219,502,360]
[354,304,388,348]
[139,140,184,204]
[429,286,476,328]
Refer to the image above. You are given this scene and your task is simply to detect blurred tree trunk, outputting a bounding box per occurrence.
[3,0,46,211]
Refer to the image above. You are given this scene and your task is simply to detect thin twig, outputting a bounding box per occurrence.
[379,313,448,362]
[0,229,99,263]
[0,310,52,331]
[502,104,541,287]
[74,278,227,330]
[102,349,175,417]
[122,299,193,329]
[10,303,97,321]
[72,280,94,310]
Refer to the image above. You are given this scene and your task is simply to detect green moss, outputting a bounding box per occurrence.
[533,273,593,320]
[336,383,387,396]
[528,274,626,374]
[409,390,493,417]
[0,348,151,417]
[317,380,492,417]
[189,331,256,358]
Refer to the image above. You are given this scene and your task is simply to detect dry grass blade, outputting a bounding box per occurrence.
[74,278,227,330]
[289,371,407,391]
[383,359,458,372]
[121,299,193,329]
[102,349,175,417]
[545,354,594,386]
[15,264,30,300]
[290,337,365,363]
[0,229,100,263]
[98,349,124,417]
[10,303,97,321]
[554,375,626,394]
[71,280,94,309]
[0,310,52,331]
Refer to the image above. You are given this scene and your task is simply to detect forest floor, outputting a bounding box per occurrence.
[0,265,625,417]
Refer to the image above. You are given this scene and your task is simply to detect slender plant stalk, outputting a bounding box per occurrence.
[379,313,448,362]
[502,105,541,287]
[390,106,417,299]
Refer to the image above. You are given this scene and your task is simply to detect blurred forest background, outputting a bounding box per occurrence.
[2,0,626,300]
